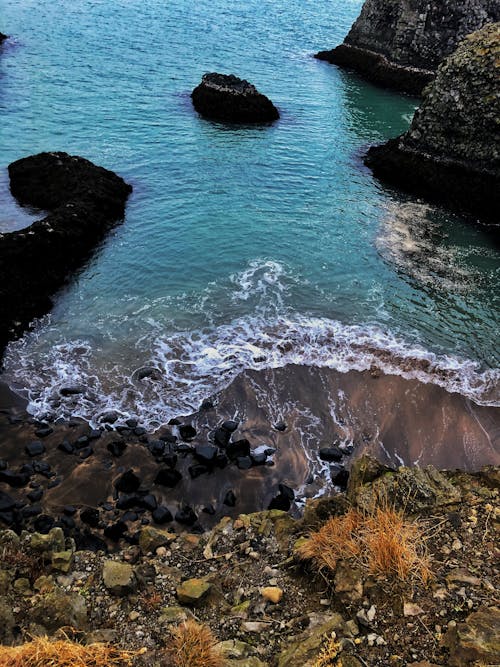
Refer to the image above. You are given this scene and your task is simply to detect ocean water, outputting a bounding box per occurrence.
[0,0,499,428]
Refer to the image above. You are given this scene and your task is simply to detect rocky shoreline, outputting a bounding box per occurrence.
[0,457,498,666]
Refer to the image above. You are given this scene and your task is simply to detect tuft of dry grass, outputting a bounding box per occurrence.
[311,633,342,667]
[165,620,225,667]
[0,635,144,667]
[297,503,431,585]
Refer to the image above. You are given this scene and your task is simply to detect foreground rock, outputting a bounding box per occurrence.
[316,0,499,94]
[0,152,132,356]
[191,73,279,123]
[365,24,500,226]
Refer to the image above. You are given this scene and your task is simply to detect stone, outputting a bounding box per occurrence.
[107,441,127,457]
[226,439,251,459]
[0,491,15,512]
[179,424,196,440]
[194,444,218,464]
[31,589,88,632]
[25,441,45,456]
[139,526,176,553]
[0,597,15,643]
[30,527,65,552]
[277,613,346,666]
[176,578,211,605]
[444,606,500,665]
[223,490,237,507]
[175,505,197,526]
[403,602,425,617]
[80,507,100,527]
[334,561,364,602]
[114,469,141,493]
[319,446,343,462]
[222,420,239,432]
[152,505,173,524]
[261,586,283,604]
[155,468,182,488]
[51,550,74,573]
[159,606,191,624]
[102,560,136,596]
[268,483,295,511]
[191,73,279,123]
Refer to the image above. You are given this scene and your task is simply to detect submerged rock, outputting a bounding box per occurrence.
[315,0,499,94]
[191,73,279,123]
[365,24,500,226]
[0,152,131,357]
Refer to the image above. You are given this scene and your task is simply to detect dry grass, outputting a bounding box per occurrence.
[164,620,225,667]
[0,635,144,667]
[1,545,44,583]
[297,503,431,584]
[311,633,342,667]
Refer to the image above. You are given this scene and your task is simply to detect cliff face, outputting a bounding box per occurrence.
[365,23,500,226]
[316,0,500,94]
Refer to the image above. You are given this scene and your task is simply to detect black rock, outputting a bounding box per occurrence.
[22,504,42,518]
[140,494,158,511]
[27,488,44,502]
[63,505,77,515]
[194,444,218,465]
[73,531,108,552]
[25,441,45,457]
[179,424,196,441]
[268,483,295,511]
[104,521,128,541]
[213,427,231,447]
[214,453,229,469]
[250,451,267,465]
[152,505,173,524]
[114,469,141,493]
[154,468,182,488]
[100,410,120,424]
[33,461,51,477]
[60,515,75,530]
[60,385,85,396]
[0,470,30,488]
[0,491,15,512]
[0,459,7,471]
[188,464,209,479]
[148,440,165,457]
[223,490,237,507]
[274,421,287,432]
[176,443,194,455]
[236,456,253,470]
[116,494,142,510]
[122,511,138,522]
[134,366,162,381]
[222,420,239,433]
[162,445,178,469]
[35,426,53,438]
[331,468,349,490]
[107,441,127,457]
[34,514,55,533]
[134,426,147,437]
[202,504,216,515]
[74,435,89,448]
[226,439,250,459]
[58,440,75,454]
[175,505,197,526]
[168,417,181,426]
[0,511,16,527]
[200,399,214,411]
[319,447,343,462]
[88,429,102,440]
[80,507,100,527]
[159,431,177,444]
[126,418,138,428]
[78,446,93,459]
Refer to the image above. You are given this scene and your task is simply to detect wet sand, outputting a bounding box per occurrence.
[0,365,498,533]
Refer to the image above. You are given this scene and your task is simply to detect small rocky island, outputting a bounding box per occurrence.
[316,0,500,94]
[191,73,279,123]
[364,24,500,226]
[0,152,132,355]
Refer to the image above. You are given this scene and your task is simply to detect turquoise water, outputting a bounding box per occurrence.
[1,0,498,426]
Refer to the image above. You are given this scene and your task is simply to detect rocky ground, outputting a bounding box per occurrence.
[0,457,498,666]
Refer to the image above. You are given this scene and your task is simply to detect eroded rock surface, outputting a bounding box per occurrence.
[365,24,500,226]
[191,73,279,123]
[0,152,132,356]
[316,0,500,94]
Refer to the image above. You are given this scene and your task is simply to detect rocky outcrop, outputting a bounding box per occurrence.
[316,0,500,94]
[365,24,500,226]
[0,33,8,45]
[0,152,132,357]
[191,73,279,123]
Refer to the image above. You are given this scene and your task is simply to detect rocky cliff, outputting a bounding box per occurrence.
[316,0,500,94]
[365,23,500,226]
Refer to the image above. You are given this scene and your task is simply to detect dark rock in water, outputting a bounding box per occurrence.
[35,426,53,438]
[22,504,42,519]
[140,494,158,511]
[226,438,250,460]
[134,427,147,437]
[116,494,142,510]
[152,506,173,524]
[60,515,75,530]
[74,531,107,552]
[107,441,127,457]
[191,73,279,123]
[189,464,209,479]
[200,399,214,411]
[0,491,15,512]
[100,410,120,425]
[274,421,287,432]
[315,0,499,95]
[236,456,253,470]
[58,440,75,454]
[60,385,85,397]
[33,461,52,477]
[202,504,216,515]
[223,490,237,507]
[63,505,77,515]
[147,440,165,458]
[365,23,500,226]
[25,441,45,457]
[214,453,229,469]
[159,431,177,444]
[114,469,141,493]
[179,424,196,441]
[194,445,218,465]
[222,419,239,433]
[0,33,8,44]
[126,418,138,428]
[34,514,55,534]
[319,446,343,462]
[115,425,131,437]
[331,467,350,490]
[78,446,93,460]
[168,417,181,426]
[213,427,231,447]
[154,468,182,488]
[133,366,162,381]
[88,429,102,440]
[176,443,194,455]
[1,152,132,357]
[162,445,178,469]
[175,505,197,526]
[104,521,128,541]
[250,451,267,466]
[80,507,100,527]
[27,488,44,502]
[268,483,295,512]
[0,470,30,488]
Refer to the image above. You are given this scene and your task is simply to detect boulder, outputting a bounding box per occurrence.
[1,152,131,356]
[443,606,500,665]
[191,73,279,123]
[102,560,136,596]
[31,589,88,632]
[315,0,499,94]
[365,24,500,225]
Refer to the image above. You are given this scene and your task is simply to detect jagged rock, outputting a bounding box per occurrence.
[138,526,176,553]
[51,550,74,573]
[31,589,88,632]
[192,73,279,123]
[1,153,131,355]
[443,606,500,665]
[102,560,136,596]
[30,527,66,553]
[365,24,500,225]
[334,560,364,602]
[277,612,346,666]
[176,577,211,605]
[316,0,499,94]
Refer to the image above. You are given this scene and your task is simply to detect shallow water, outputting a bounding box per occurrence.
[0,0,499,433]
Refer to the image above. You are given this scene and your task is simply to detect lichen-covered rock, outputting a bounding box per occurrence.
[102,560,136,596]
[0,597,15,643]
[316,0,500,94]
[30,589,88,633]
[365,24,500,225]
[30,527,66,553]
[277,613,346,666]
[176,577,211,605]
[191,73,279,123]
[443,606,500,665]
[138,526,177,554]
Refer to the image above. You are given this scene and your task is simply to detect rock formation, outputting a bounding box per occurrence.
[316,0,500,94]
[0,33,8,44]
[0,152,132,356]
[365,24,500,227]
[191,73,279,123]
